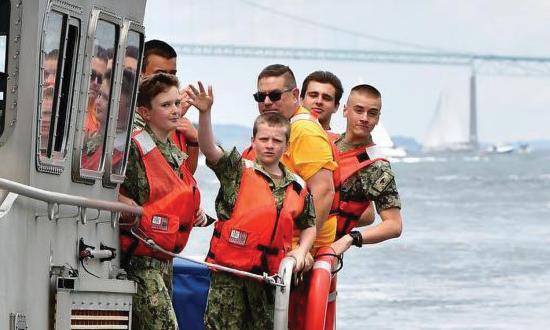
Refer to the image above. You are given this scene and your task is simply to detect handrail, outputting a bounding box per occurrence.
[0,177,142,226]
[273,256,296,330]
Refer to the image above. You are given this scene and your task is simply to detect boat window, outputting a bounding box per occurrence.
[37,10,80,171]
[79,19,118,172]
[53,20,80,156]
[38,12,63,158]
[110,30,142,177]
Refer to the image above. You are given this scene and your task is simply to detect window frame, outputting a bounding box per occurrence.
[102,21,144,188]
[35,4,82,174]
[0,0,21,147]
[72,9,123,184]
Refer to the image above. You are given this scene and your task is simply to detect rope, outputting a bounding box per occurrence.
[315,253,344,274]
[130,228,285,287]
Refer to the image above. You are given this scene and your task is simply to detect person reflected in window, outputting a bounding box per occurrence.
[40,49,59,153]
[83,46,108,137]
[81,69,111,170]
[111,69,137,173]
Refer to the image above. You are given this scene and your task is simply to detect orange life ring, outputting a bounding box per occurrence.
[325,273,337,330]
[305,247,338,330]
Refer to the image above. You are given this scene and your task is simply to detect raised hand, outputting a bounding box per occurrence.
[186,81,213,113]
[179,86,193,116]
[176,116,198,143]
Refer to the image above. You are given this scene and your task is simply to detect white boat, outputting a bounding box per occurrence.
[371,122,407,158]
[486,143,515,154]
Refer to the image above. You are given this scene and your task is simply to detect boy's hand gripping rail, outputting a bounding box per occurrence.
[273,256,296,330]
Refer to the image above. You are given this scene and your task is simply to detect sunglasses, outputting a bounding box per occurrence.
[90,69,103,85]
[253,88,293,103]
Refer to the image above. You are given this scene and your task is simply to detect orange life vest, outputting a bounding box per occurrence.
[206,159,308,275]
[242,144,255,160]
[120,130,200,260]
[83,103,100,135]
[171,130,188,154]
[329,135,388,239]
[80,146,124,172]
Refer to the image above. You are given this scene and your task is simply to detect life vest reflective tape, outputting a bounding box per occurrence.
[206,162,307,275]
[120,130,200,260]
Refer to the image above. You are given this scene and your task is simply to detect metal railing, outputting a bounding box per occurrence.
[273,256,296,330]
[1,176,299,329]
[0,177,142,227]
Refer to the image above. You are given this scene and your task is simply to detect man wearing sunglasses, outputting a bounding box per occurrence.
[245,64,338,329]
[83,46,109,137]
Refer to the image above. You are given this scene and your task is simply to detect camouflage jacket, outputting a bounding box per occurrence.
[133,112,146,131]
[208,147,316,230]
[334,134,401,212]
[121,126,188,205]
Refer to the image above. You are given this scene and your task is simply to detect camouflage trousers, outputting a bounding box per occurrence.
[204,272,274,330]
[126,256,178,330]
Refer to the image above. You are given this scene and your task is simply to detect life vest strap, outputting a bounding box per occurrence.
[257,244,279,255]
[338,210,360,220]
[120,229,140,267]
[291,181,303,194]
[356,151,370,162]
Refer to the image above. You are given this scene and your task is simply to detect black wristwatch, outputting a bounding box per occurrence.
[349,231,363,248]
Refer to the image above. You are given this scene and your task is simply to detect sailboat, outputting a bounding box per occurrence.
[371,122,407,158]
[422,75,479,153]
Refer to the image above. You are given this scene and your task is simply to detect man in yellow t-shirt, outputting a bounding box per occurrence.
[252,64,338,255]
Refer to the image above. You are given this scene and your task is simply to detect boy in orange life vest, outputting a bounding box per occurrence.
[329,84,402,256]
[186,81,316,329]
[118,73,202,330]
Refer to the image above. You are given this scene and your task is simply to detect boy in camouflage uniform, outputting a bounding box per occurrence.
[186,82,317,330]
[330,84,403,255]
[119,74,203,330]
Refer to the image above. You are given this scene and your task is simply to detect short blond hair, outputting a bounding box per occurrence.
[252,112,290,142]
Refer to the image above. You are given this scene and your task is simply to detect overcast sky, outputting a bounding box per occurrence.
[144,0,550,143]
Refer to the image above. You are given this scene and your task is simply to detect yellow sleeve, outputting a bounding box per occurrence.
[283,120,337,180]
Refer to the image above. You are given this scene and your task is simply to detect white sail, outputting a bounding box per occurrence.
[422,90,472,152]
[372,122,394,148]
[371,122,407,158]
